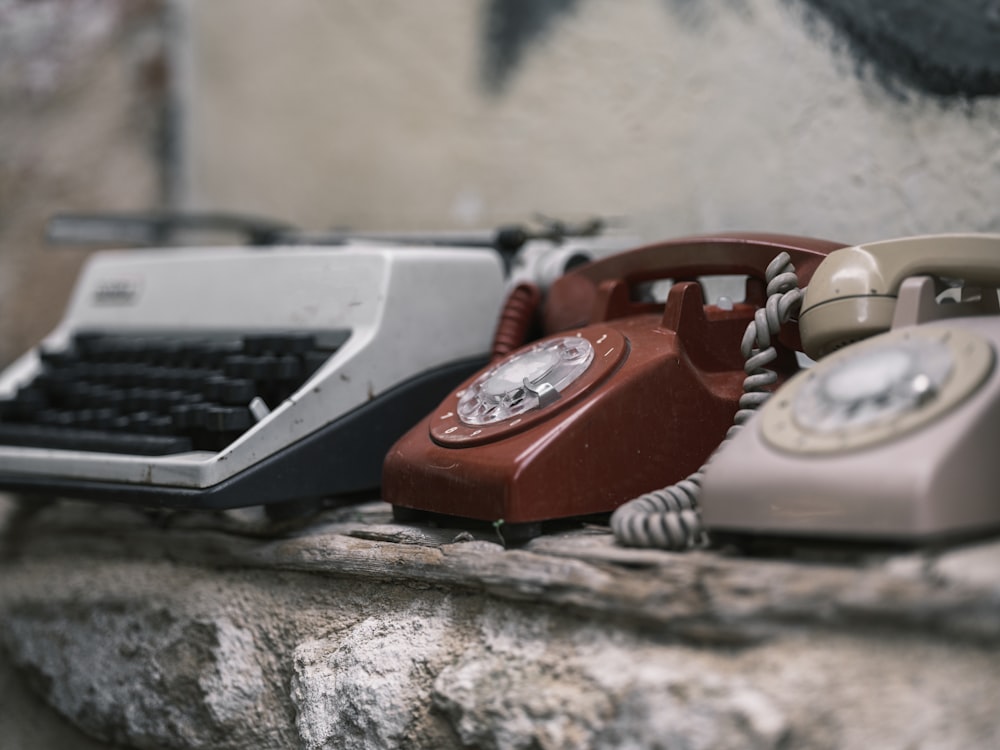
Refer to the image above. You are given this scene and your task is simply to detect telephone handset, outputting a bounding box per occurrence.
[798,233,1000,358]
[698,233,1000,546]
[382,233,843,540]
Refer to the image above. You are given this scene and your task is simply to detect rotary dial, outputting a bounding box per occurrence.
[793,339,953,433]
[761,325,994,454]
[457,336,595,425]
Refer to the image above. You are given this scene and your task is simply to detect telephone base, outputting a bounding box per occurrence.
[701,316,1000,546]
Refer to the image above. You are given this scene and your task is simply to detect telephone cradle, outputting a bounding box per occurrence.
[383,233,844,539]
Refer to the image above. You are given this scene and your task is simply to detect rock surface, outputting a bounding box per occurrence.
[2,497,1000,749]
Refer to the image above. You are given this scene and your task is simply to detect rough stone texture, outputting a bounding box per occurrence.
[291,601,457,750]
[0,647,111,750]
[2,497,1000,749]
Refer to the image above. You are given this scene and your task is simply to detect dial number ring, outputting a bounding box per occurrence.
[431,326,627,447]
[761,325,994,454]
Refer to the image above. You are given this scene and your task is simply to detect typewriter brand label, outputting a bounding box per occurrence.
[92,277,143,306]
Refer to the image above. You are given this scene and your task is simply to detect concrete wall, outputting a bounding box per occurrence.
[0,0,170,367]
[182,0,1000,243]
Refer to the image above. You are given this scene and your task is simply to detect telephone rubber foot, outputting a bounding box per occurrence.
[391,505,430,523]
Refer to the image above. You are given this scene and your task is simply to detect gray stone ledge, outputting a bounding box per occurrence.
[2,497,1000,749]
[6,499,1000,644]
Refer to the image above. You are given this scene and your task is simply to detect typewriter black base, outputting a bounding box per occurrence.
[0,357,486,511]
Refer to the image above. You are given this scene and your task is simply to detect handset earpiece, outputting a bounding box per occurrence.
[799,233,1000,360]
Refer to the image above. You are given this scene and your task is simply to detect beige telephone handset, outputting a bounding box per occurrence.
[798,233,1000,358]
[697,233,1000,545]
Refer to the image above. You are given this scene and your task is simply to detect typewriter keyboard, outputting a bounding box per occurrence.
[0,330,349,455]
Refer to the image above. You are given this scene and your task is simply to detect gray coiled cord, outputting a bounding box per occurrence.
[609,252,804,550]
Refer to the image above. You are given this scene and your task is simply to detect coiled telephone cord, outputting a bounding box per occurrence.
[609,252,804,550]
[491,282,542,362]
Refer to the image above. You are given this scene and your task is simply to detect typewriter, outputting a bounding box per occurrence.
[0,242,506,510]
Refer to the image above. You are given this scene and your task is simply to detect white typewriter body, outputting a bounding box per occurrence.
[0,244,505,505]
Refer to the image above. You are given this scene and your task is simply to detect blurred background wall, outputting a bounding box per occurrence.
[0,0,171,366]
[182,0,1000,237]
[1,0,999,367]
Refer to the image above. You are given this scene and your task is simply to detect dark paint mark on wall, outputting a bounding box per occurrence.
[481,0,579,93]
[481,0,1000,99]
[797,0,1000,98]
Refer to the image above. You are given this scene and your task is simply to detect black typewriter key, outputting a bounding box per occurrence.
[147,414,174,435]
[34,370,71,397]
[38,409,75,427]
[110,415,132,431]
[280,333,317,354]
[123,387,144,410]
[61,410,85,426]
[147,389,172,411]
[160,389,190,408]
[102,363,128,386]
[274,354,301,380]
[2,396,34,421]
[243,335,277,355]
[64,382,97,407]
[260,354,280,379]
[170,403,198,430]
[138,389,165,412]
[116,338,143,362]
[135,388,166,411]
[177,402,214,430]
[122,339,149,362]
[219,378,256,405]
[223,354,253,378]
[204,405,252,432]
[203,375,228,401]
[199,340,241,367]
[176,340,208,365]
[178,391,204,406]
[102,388,129,411]
[129,411,154,431]
[72,332,106,356]
[217,339,244,355]
[158,388,181,408]
[14,387,49,416]
[141,340,176,364]
[144,367,173,388]
[177,340,213,366]
[170,368,203,390]
[76,337,108,360]
[87,384,117,405]
[92,408,119,429]
[108,364,136,387]
[159,369,184,389]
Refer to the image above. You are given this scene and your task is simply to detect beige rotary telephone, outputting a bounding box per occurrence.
[698,233,1000,546]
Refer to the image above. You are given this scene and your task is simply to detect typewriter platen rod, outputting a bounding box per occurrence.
[46,211,297,247]
[45,211,613,256]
